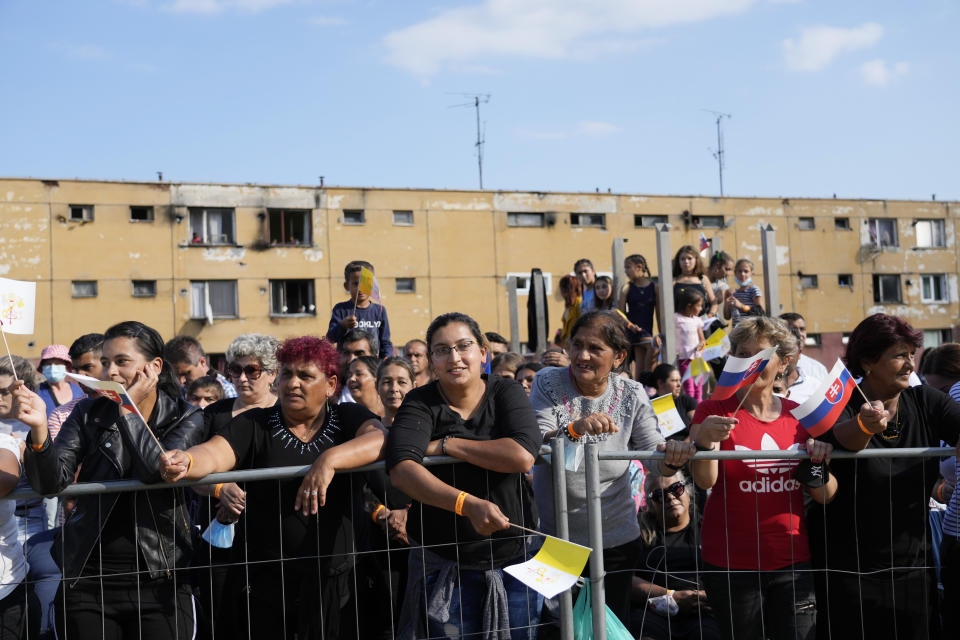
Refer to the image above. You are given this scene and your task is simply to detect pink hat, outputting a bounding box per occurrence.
[39,344,71,366]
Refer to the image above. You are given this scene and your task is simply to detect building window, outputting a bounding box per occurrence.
[923,329,952,348]
[695,215,724,229]
[189,208,235,245]
[69,205,94,222]
[868,218,898,248]
[395,278,416,293]
[838,274,853,288]
[835,217,851,230]
[914,219,946,248]
[799,275,818,289]
[634,214,668,228]
[190,281,238,319]
[797,217,815,230]
[393,210,414,226]
[805,334,822,348]
[570,213,606,228]
[504,272,554,295]
[507,212,544,227]
[268,209,311,245]
[129,206,154,222]
[872,274,901,303]
[71,280,97,298]
[343,209,365,225]
[132,280,157,297]
[921,274,948,303]
[270,279,316,316]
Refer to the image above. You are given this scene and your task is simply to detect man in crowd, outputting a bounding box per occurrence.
[779,312,828,403]
[403,339,432,387]
[163,335,237,399]
[337,329,378,403]
[484,332,510,356]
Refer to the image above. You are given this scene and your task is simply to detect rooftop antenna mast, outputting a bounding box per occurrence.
[448,93,491,190]
[703,109,731,196]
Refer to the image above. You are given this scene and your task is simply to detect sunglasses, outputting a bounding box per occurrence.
[226,363,265,380]
[647,481,686,504]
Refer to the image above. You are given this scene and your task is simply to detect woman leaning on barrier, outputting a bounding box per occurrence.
[13,321,206,640]
[531,311,695,626]
[386,312,543,639]
[160,336,386,639]
[689,316,836,640]
[808,313,960,640]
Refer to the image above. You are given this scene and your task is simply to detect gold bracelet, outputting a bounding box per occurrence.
[213,483,223,499]
[857,414,873,436]
[454,491,468,516]
[567,422,581,440]
[372,504,386,523]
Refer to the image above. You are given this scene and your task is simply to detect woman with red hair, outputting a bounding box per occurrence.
[809,313,960,639]
[161,336,385,638]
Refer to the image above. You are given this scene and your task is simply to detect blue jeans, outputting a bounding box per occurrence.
[424,568,543,639]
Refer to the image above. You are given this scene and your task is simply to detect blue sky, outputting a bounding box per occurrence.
[2,0,957,200]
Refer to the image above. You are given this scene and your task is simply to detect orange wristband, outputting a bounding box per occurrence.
[454,491,468,516]
[937,482,945,503]
[31,443,44,452]
[213,483,223,499]
[567,422,580,440]
[186,453,194,475]
[372,504,386,523]
[857,414,873,436]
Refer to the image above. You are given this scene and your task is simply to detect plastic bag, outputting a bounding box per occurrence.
[572,581,634,640]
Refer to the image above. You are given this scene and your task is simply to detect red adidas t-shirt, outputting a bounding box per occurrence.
[694,396,811,570]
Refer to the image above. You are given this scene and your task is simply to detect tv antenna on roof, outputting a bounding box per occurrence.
[448,93,491,190]
[703,109,731,196]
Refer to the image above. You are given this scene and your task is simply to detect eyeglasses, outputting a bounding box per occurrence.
[431,340,476,359]
[647,481,686,504]
[227,363,265,380]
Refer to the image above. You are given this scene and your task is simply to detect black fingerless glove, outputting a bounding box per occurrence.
[793,458,830,488]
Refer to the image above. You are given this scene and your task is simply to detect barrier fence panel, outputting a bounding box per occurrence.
[2,444,955,640]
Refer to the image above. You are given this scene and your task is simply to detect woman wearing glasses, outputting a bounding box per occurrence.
[387,312,543,639]
[632,472,720,640]
[531,311,695,625]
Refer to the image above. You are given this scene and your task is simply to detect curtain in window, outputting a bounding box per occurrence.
[208,281,237,316]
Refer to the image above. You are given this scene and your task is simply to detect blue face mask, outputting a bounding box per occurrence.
[735,277,753,287]
[42,364,67,383]
[202,519,235,549]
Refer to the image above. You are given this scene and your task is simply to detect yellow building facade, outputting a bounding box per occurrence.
[0,178,956,362]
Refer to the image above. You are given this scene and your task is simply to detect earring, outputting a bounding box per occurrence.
[865,369,871,377]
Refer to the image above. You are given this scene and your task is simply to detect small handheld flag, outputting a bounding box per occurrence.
[711,346,776,401]
[504,529,592,598]
[681,356,711,385]
[700,327,730,361]
[66,372,165,453]
[789,359,856,437]
[357,267,381,305]
[698,233,710,257]
[651,393,687,438]
[0,278,36,335]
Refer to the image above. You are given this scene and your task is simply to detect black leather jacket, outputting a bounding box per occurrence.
[24,392,206,583]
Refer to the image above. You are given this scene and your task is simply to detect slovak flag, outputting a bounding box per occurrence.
[711,347,776,401]
[789,359,856,437]
[698,233,710,257]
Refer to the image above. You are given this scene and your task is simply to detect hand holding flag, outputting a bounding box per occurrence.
[700,327,730,361]
[711,346,776,401]
[789,359,857,437]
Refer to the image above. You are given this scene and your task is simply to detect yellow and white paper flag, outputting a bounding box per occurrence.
[504,536,592,599]
[0,278,36,335]
[699,327,730,361]
[651,393,687,438]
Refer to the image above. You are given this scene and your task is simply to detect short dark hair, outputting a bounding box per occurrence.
[491,352,525,374]
[404,339,427,351]
[646,363,679,388]
[349,354,381,379]
[425,312,485,353]
[516,361,544,374]
[779,312,804,324]
[921,343,960,379]
[569,311,630,355]
[187,375,224,400]
[69,333,104,360]
[164,335,204,365]
[845,313,923,377]
[573,258,594,271]
[344,260,374,280]
[484,332,509,346]
[340,328,378,355]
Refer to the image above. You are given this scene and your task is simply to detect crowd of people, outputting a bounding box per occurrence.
[0,254,954,640]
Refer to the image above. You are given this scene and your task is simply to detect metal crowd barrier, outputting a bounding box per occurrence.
[2,442,955,640]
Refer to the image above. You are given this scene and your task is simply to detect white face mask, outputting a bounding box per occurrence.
[42,364,67,383]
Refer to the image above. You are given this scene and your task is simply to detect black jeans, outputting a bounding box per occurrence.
[701,562,815,640]
[943,534,960,639]
[597,537,643,627]
[0,583,26,640]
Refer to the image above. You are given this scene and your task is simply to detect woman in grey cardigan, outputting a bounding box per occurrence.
[531,311,694,623]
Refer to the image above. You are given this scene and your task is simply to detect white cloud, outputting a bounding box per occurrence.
[165,0,297,13]
[782,22,884,72]
[860,59,909,87]
[309,16,347,27]
[384,0,757,76]
[577,121,622,136]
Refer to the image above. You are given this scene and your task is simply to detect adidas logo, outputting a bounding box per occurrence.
[734,433,801,493]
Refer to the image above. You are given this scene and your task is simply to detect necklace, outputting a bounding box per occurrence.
[880,403,901,440]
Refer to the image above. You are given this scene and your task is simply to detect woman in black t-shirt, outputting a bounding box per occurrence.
[809,314,960,640]
[386,312,543,639]
[162,336,385,639]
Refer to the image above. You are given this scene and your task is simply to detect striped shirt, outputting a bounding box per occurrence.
[944,382,960,538]
[47,397,83,441]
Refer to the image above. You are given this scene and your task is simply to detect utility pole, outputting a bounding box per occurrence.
[703,110,731,196]
[449,93,491,190]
